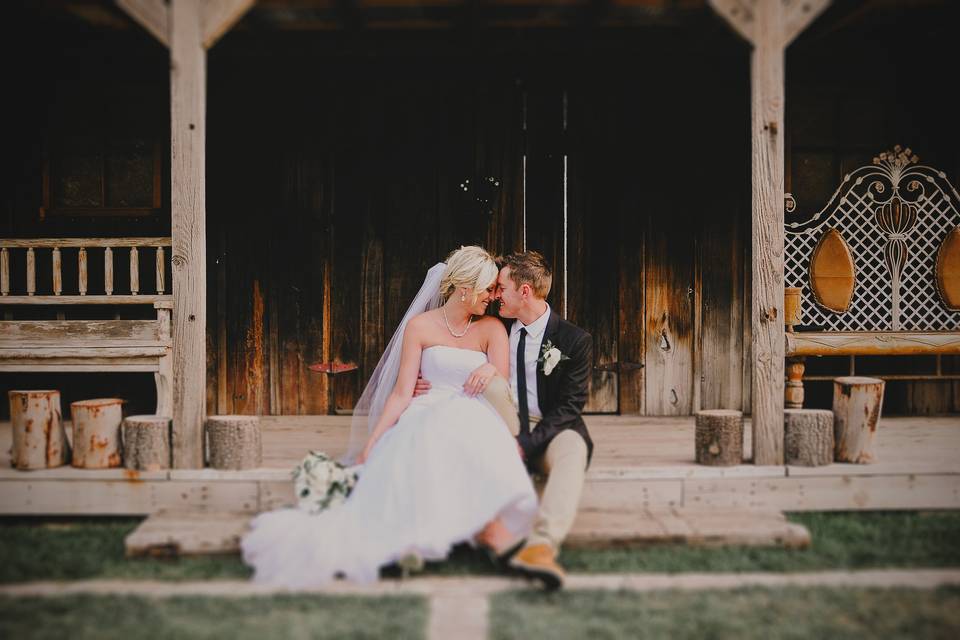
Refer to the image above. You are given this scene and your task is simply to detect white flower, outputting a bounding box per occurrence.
[542,347,563,376]
[293,450,359,514]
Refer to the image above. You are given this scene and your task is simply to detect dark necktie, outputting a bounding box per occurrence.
[516,327,530,435]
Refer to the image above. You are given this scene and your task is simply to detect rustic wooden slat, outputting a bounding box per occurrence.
[0,248,9,295]
[0,295,173,305]
[0,346,169,358]
[0,363,161,372]
[170,0,208,468]
[749,0,786,465]
[52,247,62,296]
[156,246,165,294]
[130,246,140,295]
[787,332,960,356]
[0,237,171,248]
[104,247,114,296]
[78,247,88,296]
[0,320,163,346]
[26,247,36,296]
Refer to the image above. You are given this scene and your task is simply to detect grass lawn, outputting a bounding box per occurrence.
[0,593,427,640]
[1,511,958,583]
[489,586,960,640]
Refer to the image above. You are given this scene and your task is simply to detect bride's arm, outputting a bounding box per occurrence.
[358,323,423,463]
[463,318,509,395]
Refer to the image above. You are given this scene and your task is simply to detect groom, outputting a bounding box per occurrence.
[492,250,593,590]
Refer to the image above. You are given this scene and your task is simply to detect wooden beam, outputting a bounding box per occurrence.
[115,0,170,47]
[750,0,786,465]
[782,0,831,46]
[201,0,257,49]
[707,0,755,44]
[786,331,960,357]
[170,0,207,469]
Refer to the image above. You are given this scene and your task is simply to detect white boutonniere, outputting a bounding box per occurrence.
[538,340,570,376]
[292,451,360,514]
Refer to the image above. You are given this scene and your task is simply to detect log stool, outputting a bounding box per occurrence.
[833,376,885,464]
[784,409,834,466]
[695,409,744,466]
[205,415,262,470]
[122,415,171,471]
[9,390,70,470]
[71,398,124,468]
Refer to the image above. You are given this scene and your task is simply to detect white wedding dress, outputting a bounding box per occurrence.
[241,345,538,588]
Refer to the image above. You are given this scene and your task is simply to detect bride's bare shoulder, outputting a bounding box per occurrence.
[474,315,508,336]
[406,310,440,333]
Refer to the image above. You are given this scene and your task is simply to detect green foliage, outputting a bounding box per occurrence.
[490,586,960,640]
[0,594,427,640]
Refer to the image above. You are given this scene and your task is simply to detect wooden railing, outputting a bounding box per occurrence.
[0,237,172,304]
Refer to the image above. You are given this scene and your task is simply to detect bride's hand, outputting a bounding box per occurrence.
[464,362,498,397]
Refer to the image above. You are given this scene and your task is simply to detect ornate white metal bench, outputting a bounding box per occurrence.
[0,237,173,416]
[784,147,960,407]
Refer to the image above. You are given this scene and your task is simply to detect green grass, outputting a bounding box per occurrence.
[1,511,959,584]
[0,594,427,640]
[489,586,960,640]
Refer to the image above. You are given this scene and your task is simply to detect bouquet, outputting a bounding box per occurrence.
[292,451,360,514]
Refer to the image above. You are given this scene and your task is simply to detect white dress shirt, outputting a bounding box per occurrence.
[509,305,551,420]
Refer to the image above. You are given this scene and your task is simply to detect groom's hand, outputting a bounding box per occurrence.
[413,373,431,397]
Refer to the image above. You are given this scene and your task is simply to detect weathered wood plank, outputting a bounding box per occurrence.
[749,0,786,464]
[170,0,207,468]
[0,294,173,305]
[787,332,960,356]
[0,320,164,346]
[0,237,171,248]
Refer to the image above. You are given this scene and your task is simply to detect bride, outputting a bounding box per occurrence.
[241,246,537,587]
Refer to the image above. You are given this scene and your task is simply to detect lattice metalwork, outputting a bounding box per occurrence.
[785,147,960,331]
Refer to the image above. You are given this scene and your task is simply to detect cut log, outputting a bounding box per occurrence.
[205,415,261,470]
[784,408,833,466]
[123,415,171,471]
[71,398,124,469]
[695,409,744,466]
[833,376,885,464]
[9,390,70,469]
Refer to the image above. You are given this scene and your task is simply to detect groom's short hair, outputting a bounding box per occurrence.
[502,251,552,299]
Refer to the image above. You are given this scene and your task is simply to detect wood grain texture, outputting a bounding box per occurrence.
[750,0,786,464]
[170,0,207,468]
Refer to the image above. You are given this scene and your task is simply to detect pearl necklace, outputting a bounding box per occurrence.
[441,306,472,338]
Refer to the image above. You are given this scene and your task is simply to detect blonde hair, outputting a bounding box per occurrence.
[439,246,499,304]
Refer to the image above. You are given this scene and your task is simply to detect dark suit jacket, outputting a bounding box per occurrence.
[514,312,594,466]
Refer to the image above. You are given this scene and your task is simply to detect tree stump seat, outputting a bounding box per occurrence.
[71,398,124,469]
[123,415,171,471]
[205,415,262,470]
[833,376,885,464]
[695,409,744,466]
[9,390,70,470]
[784,408,833,466]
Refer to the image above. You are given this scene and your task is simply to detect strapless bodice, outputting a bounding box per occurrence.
[419,345,488,392]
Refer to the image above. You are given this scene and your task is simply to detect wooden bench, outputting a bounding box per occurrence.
[783,147,960,407]
[784,146,960,408]
[0,238,173,416]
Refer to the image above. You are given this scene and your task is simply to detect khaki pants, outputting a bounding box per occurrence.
[527,418,588,552]
[481,375,520,437]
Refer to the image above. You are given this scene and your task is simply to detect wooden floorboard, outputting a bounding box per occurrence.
[1,416,957,514]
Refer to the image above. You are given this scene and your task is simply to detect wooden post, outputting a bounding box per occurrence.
[122,415,171,471]
[26,247,35,296]
[832,376,885,464]
[707,0,832,464]
[105,246,114,295]
[695,409,744,466]
[129,246,140,295]
[52,246,62,295]
[205,415,262,469]
[784,408,833,466]
[785,356,806,408]
[117,0,255,467]
[1,247,9,295]
[78,247,88,295]
[71,398,124,469]
[9,390,69,470]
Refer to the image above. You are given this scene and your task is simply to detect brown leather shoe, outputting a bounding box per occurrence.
[507,543,565,591]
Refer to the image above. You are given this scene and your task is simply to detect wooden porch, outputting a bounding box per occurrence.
[2,415,957,516]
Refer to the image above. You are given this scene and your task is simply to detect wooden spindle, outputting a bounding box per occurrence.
[104,247,114,296]
[1,247,9,295]
[130,246,140,295]
[26,247,36,296]
[156,246,165,294]
[52,246,62,295]
[78,247,88,295]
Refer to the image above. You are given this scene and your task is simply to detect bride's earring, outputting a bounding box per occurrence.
[460,291,466,303]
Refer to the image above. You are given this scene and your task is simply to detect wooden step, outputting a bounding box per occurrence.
[124,507,810,557]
